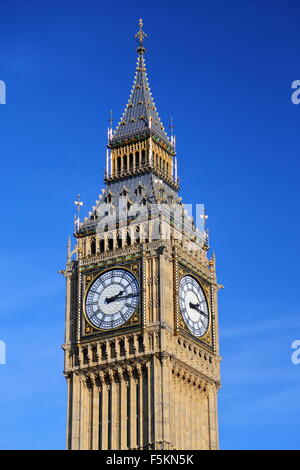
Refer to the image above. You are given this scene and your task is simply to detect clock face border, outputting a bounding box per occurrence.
[178,272,212,341]
[83,266,141,333]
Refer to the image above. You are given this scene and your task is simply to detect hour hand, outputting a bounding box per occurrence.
[105,290,124,304]
[189,302,208,318]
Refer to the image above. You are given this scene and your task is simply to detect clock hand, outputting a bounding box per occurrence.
[189,301,199,309]
[113,292,140,300]
[105,290,124,304]
[189,302,208,318]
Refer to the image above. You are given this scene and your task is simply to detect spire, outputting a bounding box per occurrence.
[110,19,174,152]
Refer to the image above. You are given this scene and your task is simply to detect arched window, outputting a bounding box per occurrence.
[141,149,145,166]
[126,231,131,246]
[144,229,149,244]
[117,232,122,249]
[135,151,140,168]
[90,237,96,255]
[135,226,140,244]
[108,237,113,250]
[100,239,105,253]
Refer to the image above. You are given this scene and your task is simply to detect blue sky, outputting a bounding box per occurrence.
[0,0,300,450]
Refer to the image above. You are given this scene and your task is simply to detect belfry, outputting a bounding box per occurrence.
[62,19,221,450]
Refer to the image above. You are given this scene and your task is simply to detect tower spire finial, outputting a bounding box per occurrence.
[135,18,147,54]
[74,193,83,232]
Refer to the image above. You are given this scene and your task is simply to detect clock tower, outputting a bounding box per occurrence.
[62,19,221,450]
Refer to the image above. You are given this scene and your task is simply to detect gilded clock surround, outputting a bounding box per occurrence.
[62,20,221,451]
[82,264,142,334]
[177,267,213,348]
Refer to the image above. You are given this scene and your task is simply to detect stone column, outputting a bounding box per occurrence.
[195,384,201,450]
[78,376,85,449]
[92,374,100,450]
[153,356,163,448]
[146,360,153,449]
[161,355,171,448]
[65,374,72,450]
[110,373,118,450]
[208,383,218,449]
[120,369,127,450]
[101,374,109,450]
[178,373,183,450]
[137,365,143,449]
[87,383,93,450]
[71,373,80,450]
[129,367,137,449]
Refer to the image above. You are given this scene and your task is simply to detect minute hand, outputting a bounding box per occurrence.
[113,292,140,301]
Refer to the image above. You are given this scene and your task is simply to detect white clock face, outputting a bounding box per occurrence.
[85,269,140,330]
[179,275,209,337]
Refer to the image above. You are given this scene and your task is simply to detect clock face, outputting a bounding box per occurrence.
[85,269,140,330]
[179,275,209,337]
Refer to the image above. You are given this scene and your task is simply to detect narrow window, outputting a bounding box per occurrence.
[91,237,96,255]
[123,154,127,171]
[117,233,122,249]
[129,153,133,169]
[117,156,121,173]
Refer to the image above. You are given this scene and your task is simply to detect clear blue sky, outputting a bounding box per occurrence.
[0,0,300,450]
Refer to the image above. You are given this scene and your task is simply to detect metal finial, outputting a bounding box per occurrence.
[74,193,83,232]
[135,18,147,53]
[169,116,176,148]
[169,117,174,137]
[107,109,113,142]
[67,236,71,263]
[108,110,113,129]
